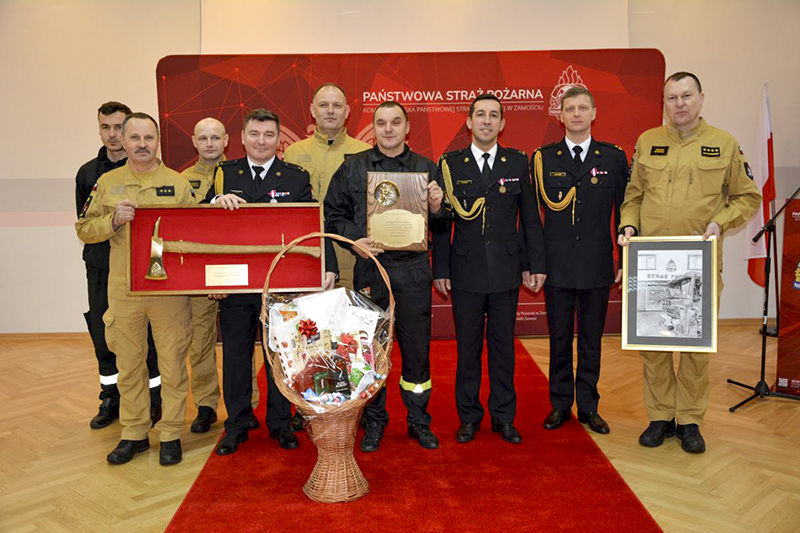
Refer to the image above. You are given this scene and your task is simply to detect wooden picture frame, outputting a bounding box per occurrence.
[366,171,428,252]
[621,235,718,353]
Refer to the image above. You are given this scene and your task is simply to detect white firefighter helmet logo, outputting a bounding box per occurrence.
[549,65,588,117]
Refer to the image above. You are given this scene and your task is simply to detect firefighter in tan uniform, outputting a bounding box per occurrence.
[182,118,262,433]
[284,82,370,290]
[76,113,195,466]
[619,72,761,453]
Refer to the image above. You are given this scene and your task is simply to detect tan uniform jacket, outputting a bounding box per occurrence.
[620,118,761,269]
[76,161,195,300]
[181,156,224,203]
[284,128,370,287]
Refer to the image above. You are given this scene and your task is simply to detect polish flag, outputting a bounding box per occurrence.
[744,83,776,287]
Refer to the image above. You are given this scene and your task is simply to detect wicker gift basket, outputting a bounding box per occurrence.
[260,232,394,503]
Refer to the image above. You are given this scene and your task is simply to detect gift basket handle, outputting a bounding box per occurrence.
[260,231,395,328]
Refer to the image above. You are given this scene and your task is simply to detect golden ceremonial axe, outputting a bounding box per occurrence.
[146,217,321,280]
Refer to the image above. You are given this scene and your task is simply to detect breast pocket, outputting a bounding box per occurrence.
[695,158,729,195]
[637,156,669,194]
[544,176,572,204]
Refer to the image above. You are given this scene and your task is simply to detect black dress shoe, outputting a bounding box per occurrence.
[360,422,385,452]
[270,428,299,449]
[543,409,571,430]
[491,421,522,444]
[677,423,706,453]
[150,404,162,428]
[90,397,119,429]
[638,419,676,447]
[247,410,260,430]
[455,422,479,443]
[216,432,249,456]
[159,439,182,465]
[288,411,306,433]
[190,406,218,434]
[107,438,150,464]
[578,412,610,435]
[408,423,439,449]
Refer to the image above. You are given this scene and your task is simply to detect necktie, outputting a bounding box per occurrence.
[481,152,491,187]
[253,166,265,194]
[572,145,583,169]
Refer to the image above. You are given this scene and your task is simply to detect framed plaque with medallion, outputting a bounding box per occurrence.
[127,203,324,295]
[366,171,429,252]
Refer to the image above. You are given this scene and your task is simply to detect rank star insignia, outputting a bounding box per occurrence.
[556,150,563,156]
[501,156,506,162]
[276,171,281,176]
[594,149,600,155]
[464,157,470,163]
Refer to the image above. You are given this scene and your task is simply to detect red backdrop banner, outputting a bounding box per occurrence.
[156,49,666,336]
[776,200,800,396]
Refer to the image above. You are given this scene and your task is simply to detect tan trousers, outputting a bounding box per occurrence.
[335,245,355,290]
[640,272,721,426]
[105,296,191,441]
[188,296,260,410]
[188,296,220,409]
[640,351,710,425]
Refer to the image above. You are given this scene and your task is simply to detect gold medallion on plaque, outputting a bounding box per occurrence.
[374,181,400,207]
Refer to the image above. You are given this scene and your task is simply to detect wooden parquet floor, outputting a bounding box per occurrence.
[0,323,798,532]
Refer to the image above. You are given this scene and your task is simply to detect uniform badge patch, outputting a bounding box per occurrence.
[456,179,472,185]
[549,171,567,177]
[189,180,201,189]
[744,162,754,180]
[79,196,92,218]
[156,186,175,196]
[650,146,669,156]
[701,146,721,157]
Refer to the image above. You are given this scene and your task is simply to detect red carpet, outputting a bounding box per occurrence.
[167,340,661,533]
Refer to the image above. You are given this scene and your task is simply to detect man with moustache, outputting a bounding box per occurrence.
[75,101,162,430]
[618,72,760,453]
[76,113,195,465]
[284,83,370,290]
[532,86,628,435]
[433,94,545,445]
[325,101,447,452]
[209,109,337,455]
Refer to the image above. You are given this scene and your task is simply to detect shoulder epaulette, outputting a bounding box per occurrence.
[505,147,528,158]
[218,158,239,168]
[596,140,624,151]
[533,142,559,153]
[441,147,468,161]
[282,161,308,174]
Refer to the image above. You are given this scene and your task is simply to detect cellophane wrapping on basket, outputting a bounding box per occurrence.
[266,287,391,414]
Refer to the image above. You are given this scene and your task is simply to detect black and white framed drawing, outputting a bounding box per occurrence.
[621,236,718,352]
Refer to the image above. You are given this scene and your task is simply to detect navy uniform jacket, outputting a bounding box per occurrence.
[432,145,545,294]
[533,138,628,290]
[206,156,337,297]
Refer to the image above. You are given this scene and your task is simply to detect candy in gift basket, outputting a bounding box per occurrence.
[266,287,392,413]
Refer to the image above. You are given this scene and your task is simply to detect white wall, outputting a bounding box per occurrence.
[629,0,800,318]
[0,0,796,332]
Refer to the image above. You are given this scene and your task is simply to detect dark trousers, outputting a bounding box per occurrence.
[451,287,519,425]
[219,297,290,436]
[543,285,610,413]
[85,264,160,403]
[359,255,432,427]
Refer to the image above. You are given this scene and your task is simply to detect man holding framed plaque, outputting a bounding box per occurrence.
[618,72,761,453]
[433,94,545,445]
[324,101,446,452]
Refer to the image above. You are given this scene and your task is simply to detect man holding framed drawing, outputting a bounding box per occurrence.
[618,72,761,454]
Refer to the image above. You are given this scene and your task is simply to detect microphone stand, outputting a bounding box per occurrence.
[727,185,800,412]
